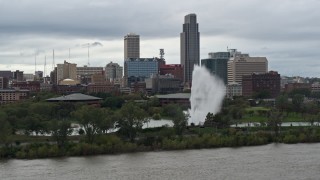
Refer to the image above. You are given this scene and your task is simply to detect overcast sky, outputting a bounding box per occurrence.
[0,0,320,77]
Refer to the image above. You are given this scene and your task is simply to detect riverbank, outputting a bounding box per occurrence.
[1,126,320,159]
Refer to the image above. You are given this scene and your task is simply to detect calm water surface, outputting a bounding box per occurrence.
[1,143,319,180]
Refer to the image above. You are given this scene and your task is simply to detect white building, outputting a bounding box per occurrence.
[226,82,242,98]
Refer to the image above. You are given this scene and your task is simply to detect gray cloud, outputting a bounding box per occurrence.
[0,0,320,76]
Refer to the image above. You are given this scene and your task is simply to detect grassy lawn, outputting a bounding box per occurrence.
[245,106,270,111]
[241,115,267,122]
[10,135,53,143]
[240,111,307,123]
[10,135,84,143]
[283,112,306,122]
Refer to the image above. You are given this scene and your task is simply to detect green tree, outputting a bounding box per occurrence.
[253,90,271,99]
[267,109,283,137]
[172,108,189,135]
[1,104,29,133]
[97,108,117,134]
[148,97,160,107]
[29,102,57,119]
[49,119,73,148]
[54,102,77,120]
[304,101,319,115]
[101,96,125,109]
[289,88,311,98]
[205,112,215,127]
[23,113,47,135]
[292,94,304,113]
[305,114,317,126]
[163,104,182,118]
[0,111,12,146]
[229,105,245,120]
[205,112,230,129]
[275,94,289,112]
[116,102,149,142]
[310,91,320,99]
[72,106,112,143]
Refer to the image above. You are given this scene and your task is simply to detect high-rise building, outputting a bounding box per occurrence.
[56,60,77,85]
[35,71,43,78]
[201,52,230,84]
[227,51,268,84]
[180,13,200,85]
[124,33,140,59]
[0,77,9,89]
[105,62,123,84]
[0,71,13,79]
[124,58,159,86]
[13,70,24,81]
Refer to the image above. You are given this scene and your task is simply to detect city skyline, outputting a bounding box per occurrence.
[0,0,320,77]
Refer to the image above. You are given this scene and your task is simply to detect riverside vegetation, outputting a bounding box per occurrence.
[1,91,320,159]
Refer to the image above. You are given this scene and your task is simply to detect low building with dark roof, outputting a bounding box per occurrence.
[46,93,102,105]
[155,93,191,107]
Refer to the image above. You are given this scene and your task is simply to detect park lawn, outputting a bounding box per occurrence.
[188,127,225,134]
[10,135,54,143]
[240,114,268,122]
[10,135,84,144]
[245,106,270,112]
[283,112,306,122]
[240,112,307,123]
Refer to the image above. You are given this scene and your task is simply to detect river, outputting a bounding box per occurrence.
[1,143,319,180]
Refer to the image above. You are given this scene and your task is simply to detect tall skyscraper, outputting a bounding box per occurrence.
[124,33,140,60]
[180,13,200,85]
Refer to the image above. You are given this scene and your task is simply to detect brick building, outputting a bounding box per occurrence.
[284,83,311,93]
[0,89,30,104]
[242,71,280,98]
[159,64,184,82]
[11,81,41,92]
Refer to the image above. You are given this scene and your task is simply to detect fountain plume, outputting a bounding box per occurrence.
[188,65,226,125]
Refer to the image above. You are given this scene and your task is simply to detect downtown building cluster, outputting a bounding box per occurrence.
[0,13,316,104]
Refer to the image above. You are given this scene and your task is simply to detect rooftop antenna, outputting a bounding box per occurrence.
[52,49,55,71]
[87,43,90,66]
[160,49,165,59]
[35,52,37,74]
[69,48,70,60]
[44,55,46,78]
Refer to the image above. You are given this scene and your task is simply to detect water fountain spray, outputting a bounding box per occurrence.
[188,65,226,125]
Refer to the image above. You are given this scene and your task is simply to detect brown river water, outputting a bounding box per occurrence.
[1,143,319,180]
